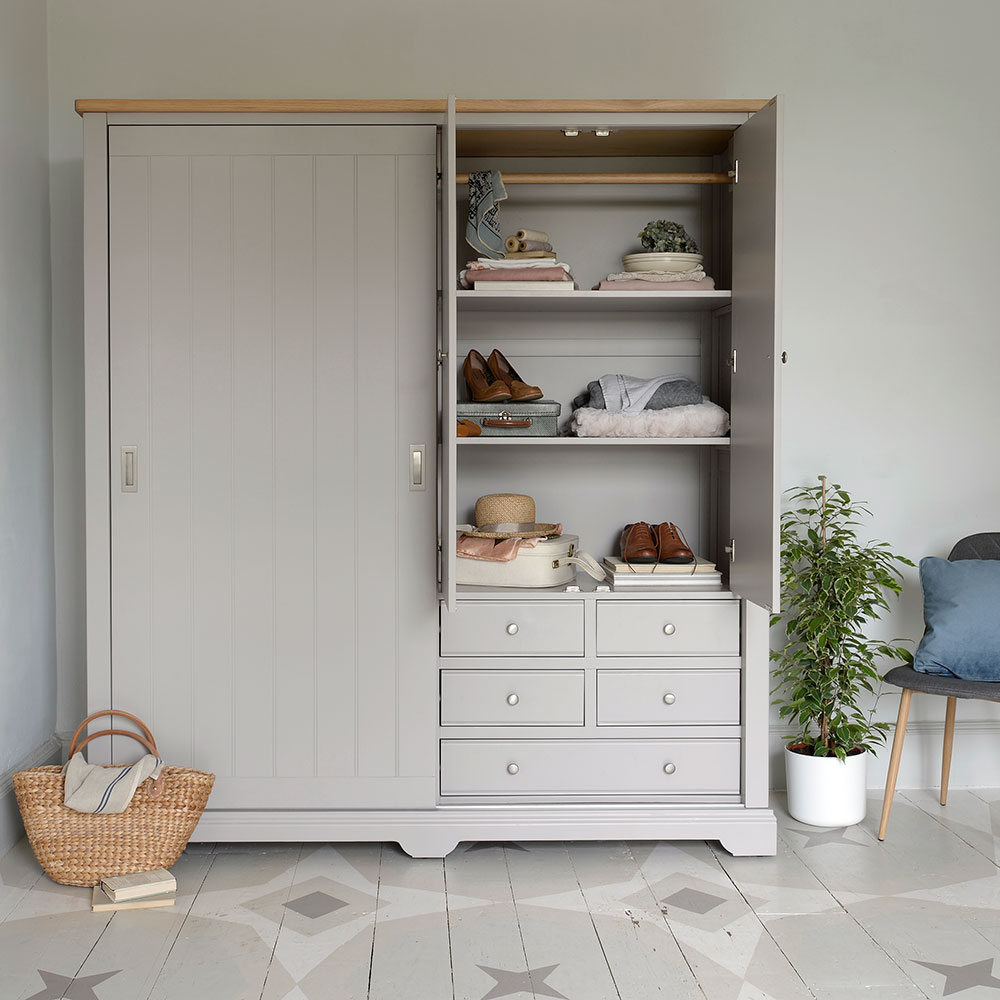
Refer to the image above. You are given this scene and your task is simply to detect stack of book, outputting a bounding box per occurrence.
[602,557,722,590]
[91,867,177,912]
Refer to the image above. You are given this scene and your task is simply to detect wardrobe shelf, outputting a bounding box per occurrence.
[456,436,731,446]
[456,290,731,313]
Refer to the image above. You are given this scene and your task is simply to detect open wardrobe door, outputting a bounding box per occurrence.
[729,97,783,613]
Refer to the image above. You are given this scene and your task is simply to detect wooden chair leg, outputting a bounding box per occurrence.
[941,696,957,806]
[878,688,913,841]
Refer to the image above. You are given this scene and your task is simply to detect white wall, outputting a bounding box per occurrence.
[46,0,1000,783]
[0,0,55,828]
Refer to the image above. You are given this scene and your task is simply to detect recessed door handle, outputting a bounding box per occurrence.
[121,446,138,492]
[409,444,425,491]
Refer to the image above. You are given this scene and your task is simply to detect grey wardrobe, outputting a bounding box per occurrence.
[83,99,781,857]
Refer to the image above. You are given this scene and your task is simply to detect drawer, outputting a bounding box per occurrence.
[440,601,584,657]
[440,739,740,796]
[441,670,584,726]
[597,668,740,725]
[596,601,739,656]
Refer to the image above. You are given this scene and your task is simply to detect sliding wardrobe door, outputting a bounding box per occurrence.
[108,125,438,810]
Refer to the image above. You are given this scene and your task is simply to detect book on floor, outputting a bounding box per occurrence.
[91,885,176,911]
[101,867,176,902]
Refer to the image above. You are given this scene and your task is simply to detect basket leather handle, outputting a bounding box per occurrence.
[67,710,165,798]
[68,709,156,759]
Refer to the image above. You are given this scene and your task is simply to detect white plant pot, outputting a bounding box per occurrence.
[784,746,868,827]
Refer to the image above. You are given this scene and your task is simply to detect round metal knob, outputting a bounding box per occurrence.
[506,622,519,636]
[663,762,676,775]
[507,762,519,775]
[662,623,676,635]
[662,693,676,705]
[507,693,519,706]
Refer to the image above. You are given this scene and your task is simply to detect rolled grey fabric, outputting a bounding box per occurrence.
[517,239,553,252]
[571,376,703,412]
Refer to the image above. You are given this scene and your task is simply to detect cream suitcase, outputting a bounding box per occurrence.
[455,531,605,588]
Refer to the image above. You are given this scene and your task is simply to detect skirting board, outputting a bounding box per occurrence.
[769,717,1000,790]
[192,804,777,858]
[0,736,62,856]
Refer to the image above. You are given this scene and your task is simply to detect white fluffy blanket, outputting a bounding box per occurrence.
[570,399,730,438]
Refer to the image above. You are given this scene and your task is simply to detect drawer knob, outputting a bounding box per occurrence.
[663,762,677,775]
[507,762,519,775]
[662,623,676,635]
[507,693,520,706]
[506,622,519,636]
[662,692,676,705]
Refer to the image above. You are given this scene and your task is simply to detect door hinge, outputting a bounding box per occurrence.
[437,537,443,584]
[437,349,448,369]
[724,538,735,563]
[728,160,739,184]
[728,348,737,374]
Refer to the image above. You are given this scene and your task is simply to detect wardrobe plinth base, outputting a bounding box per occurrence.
[191,804,777,858]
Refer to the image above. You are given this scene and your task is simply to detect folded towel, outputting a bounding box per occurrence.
[596,277,716,291]
[571,376,703,412]
[466,170,507,260]
[516,228,549,242]
[571,400,730,438]
[598,374,697,414]
[504,250,557,260]
[63,751,164,814]
[468,267,570,283]
[605,267,708,282]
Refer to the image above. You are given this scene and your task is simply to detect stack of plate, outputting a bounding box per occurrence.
[622,252,703,273]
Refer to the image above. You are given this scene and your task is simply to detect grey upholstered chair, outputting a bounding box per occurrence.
[878,532,1000,840]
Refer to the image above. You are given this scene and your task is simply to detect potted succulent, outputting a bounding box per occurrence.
[770,476,913,826]
[623,220,703,273]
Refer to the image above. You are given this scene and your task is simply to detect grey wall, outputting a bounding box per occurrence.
[45,0,1000,785]
[0,0,55,775]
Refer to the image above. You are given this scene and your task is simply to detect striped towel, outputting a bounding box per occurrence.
[63,751,164,814]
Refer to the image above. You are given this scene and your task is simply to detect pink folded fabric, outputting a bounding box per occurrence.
[595,277,717,291]
[469,267,571,283]
[456,534,544,562]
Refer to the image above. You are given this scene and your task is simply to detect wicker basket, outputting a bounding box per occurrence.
[12,710,215,886]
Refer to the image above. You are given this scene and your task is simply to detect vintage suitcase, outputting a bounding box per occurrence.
[456,399,562,436]
[455,531,605,588]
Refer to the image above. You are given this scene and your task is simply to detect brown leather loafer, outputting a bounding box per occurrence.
[487,349,544,402]
[653,522,695,563]
[463,349,512,403]
[620,522,659,564]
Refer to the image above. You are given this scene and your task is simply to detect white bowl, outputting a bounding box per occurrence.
[622,252,703,273]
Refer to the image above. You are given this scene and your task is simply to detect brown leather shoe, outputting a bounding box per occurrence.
[620,522,659,564]
[463,349,512,403]
[487,349,544,402]
[653,522,695,563]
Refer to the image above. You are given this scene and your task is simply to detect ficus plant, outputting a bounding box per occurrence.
[770,476,914,760]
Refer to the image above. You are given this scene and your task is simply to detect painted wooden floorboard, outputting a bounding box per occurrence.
[0,839,45,924]
[902,788,1000,866]
[367,846,453,1000]
[260,843,383,1000]
[504,841,623,1000]
[146,845,304,1000]
[444,842,530,1000]
[566,840,704,1000]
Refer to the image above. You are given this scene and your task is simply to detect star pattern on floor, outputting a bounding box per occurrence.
[476,963,568,999]
[787,826,868,848]
[915,957,1000,996]
[25,969,120,1000]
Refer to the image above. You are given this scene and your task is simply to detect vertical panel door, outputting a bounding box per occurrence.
[730,98,782,613]
[108,125,439,810]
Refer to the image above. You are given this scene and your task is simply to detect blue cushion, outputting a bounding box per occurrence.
[913,556,1000,679]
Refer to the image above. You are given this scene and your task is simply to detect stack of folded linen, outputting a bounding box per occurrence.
[504,228,557,260]
[568,373,730,438]
[459,258,577,291]
[595,267,717,291]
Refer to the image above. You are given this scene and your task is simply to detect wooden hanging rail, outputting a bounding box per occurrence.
[455,172,732,185]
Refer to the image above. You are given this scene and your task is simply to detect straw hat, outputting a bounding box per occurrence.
[466,494,559,540]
